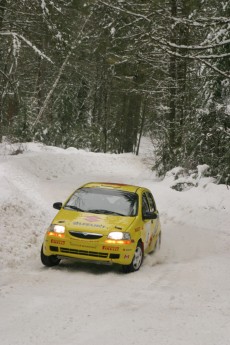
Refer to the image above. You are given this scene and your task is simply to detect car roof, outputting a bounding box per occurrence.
[81,182,141,193]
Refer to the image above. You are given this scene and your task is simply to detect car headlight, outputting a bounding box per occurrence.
[107,232,131,240]
[49,224,65,233]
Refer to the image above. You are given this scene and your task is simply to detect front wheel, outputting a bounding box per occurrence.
[41,245,61,267]
[122,242,143,273]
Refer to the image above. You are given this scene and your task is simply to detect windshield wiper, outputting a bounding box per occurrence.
[65,205,85,212]
[87,209,125,216]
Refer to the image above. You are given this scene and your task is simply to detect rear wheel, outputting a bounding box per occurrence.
[122,242,143,273]
[41,245,61,267]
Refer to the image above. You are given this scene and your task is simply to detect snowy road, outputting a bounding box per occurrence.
[0,142,229,345]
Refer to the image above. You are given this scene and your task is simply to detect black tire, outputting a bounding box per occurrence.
[41,245,61,267]
[122,242,144,273]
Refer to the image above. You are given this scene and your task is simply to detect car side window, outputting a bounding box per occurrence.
[146,192,156,212]
[142,193,150,217]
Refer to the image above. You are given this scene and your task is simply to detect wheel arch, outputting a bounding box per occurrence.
[137,237,144,248]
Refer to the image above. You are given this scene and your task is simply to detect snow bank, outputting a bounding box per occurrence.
[0,141,230,345]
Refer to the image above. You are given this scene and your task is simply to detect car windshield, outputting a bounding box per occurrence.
[65,187,138,217]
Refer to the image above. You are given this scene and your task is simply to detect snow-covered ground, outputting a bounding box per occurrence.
[0,140,229,345]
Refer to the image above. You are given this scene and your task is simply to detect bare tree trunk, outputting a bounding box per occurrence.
[136,96,146,156]
[168,0,178,150]
[0,0,7,142]
[31,50,72,129]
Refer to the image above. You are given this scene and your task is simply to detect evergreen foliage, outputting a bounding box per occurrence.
[0,0,229,183]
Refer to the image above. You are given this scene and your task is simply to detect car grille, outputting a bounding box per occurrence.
[69,231,103,240]
[60,247,108,258]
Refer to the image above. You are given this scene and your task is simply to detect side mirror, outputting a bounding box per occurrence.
[143,211,158,220]
[53,202,62,210]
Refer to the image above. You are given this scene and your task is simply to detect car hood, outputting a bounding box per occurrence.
[52,209,136,234]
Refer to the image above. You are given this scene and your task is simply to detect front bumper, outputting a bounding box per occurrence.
[43,234,136,266]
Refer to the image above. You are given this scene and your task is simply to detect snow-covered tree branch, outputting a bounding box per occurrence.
[0,32,53,63]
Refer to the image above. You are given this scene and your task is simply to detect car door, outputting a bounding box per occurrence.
[146,191,159,250]
[142,192,155,252]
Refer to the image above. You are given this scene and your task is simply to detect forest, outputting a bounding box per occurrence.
[0,0,229,183]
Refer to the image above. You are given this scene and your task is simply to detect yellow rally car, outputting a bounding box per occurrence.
[41,182,161,273]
